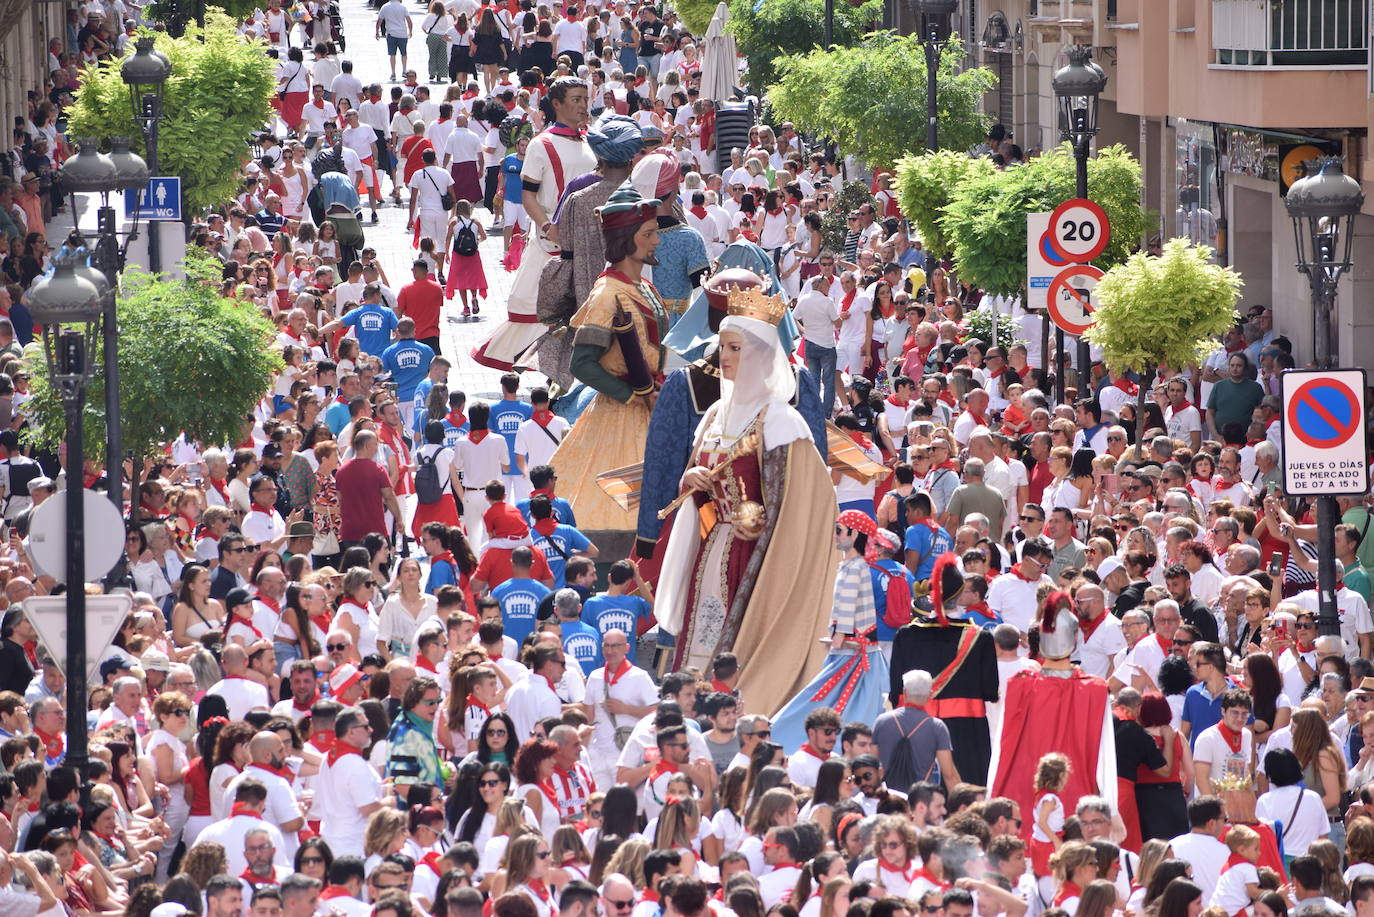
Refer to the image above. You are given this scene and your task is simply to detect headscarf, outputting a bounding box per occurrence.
[586,114,644,166]
[717,314,796,438]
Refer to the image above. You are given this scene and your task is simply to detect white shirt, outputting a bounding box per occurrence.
[377,0,411,37]
[1168,831,1229,903]
[1076,613,1126,679]
[205,676,271,721]
[584,663,658,760]
[195,812,290,876]
[241,507,286,547]
[506,674,562,739]
[1166,403,1203,443]
[225,765,304,861]
[793,291,840,348]
[409,165,454,212]
[758,865,802,909]
[1290,587,1373,662]
[299,99,338,134]
[453,435,509,488]
[786,746,831,789]
[1256,784,1329,857]
[987,570,1053,634]
[552,17,586,53]
[316,748,384,858]
[514,416,570,470]
[1194,722,1254,791]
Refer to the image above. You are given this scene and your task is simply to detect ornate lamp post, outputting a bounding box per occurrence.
[1052,45,1107,401]
[26,258,104,779]
[121,37,172,274]
[1285,155,1364,638]
[908,0,958,153]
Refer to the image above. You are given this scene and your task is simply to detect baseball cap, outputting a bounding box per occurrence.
[1096,556,1124,581]
[224,587,255,610]
[329,663,363,696]
[140,649,171,673]
[99,657,131,680]
[27,477,55,495]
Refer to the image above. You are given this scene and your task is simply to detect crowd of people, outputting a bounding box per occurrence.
[0,2,1364,917]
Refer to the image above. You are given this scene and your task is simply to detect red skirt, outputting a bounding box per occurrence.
[450,161,483,203]
[1029,837,1056,877]
[411,492,462,539]
[1117,776,1142,853]
[280,91,309,131]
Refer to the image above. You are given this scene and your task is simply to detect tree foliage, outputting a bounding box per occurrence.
[675,0,721,36]
[942,144,1145,297]
[820,181,877,254]
[23,251,281,460]
[894,150,995,259]
[1085,238,1242,450]
[66,13,276,215]
[766,35,995,171]
[727,0,884,95]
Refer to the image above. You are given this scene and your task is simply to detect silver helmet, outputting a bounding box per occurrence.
[1038,591,1080,661]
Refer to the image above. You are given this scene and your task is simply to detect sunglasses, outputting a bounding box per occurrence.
[1019,515,1041,523]
[745,729,771,738]
[487,728,508,736]
[170,708,190,716]
[1173,638,1195,647]
[300,856,325,865]
[588,809,603,818]
[327,643,348,652]
[479,778,504,787]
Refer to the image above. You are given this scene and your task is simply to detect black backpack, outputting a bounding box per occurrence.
[414,449,444,505]
[454,220,479,257]
[883,709,939,794]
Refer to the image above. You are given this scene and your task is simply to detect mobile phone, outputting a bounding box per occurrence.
[914,421,934,438]
[1274,621,1289,641]
[1103,473,1120,494]
[1268,554,1283,577]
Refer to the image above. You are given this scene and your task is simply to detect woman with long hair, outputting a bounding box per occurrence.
[1123,840,1171,913]
[378,556,439,660]
[512,738,560,839]
[457,762,514,851]
[799,759,855,836]
[1346,816,1374,884]
[588,833,623,886]
[743,745,785,808]
[852,815,919,899]
[550,825,592,883]
[596,784,642,849]
[461,712,518,768]
[334,566,380,659]
[705,767,749,863]
[363,808,409,874]
[473,7,506,92]
[651,795,701,874]
[421,522,478,606]
[505,834,557,917]
[170,563,227,648]
[1152,878,1202,917]
[1290,708,1348,848]
[412,421,467,540]
[739,787,798,875]
[1047,841,1098,911]
[1074,879,1118,917]
[1243,652,1291,749]
[603,838,649,889]
[792,852,846,915]
[479,799,533,881]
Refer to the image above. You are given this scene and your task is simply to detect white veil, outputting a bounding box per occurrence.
[717,314,799,441]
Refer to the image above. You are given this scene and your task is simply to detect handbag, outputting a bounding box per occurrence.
[426,169,454,211]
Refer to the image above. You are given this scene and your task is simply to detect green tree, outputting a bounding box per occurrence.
[820,181,876,253]
[727,0,884,95]
[765,35,995,170]
[942,144,1145,297]
[675,0,721,36]
[23,251,281,465]
[1084,238,1242,452]
[894,150,996,259]
[67,13,276,215]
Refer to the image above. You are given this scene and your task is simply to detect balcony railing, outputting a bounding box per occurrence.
[1213,0,1368,66]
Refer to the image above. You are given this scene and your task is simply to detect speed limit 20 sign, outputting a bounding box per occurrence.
[1047,198,1110,264]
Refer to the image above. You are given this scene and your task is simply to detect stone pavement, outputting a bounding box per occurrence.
[333,0,520,403]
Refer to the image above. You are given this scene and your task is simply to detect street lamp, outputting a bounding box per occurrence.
[1052,44,1107,402]
[121,36,172,275]
[61,139,149,519]
[25,256,104,784]
[908,0,958,153]
[1285,154,1364,638]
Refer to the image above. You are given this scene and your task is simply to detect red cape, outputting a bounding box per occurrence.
[992,668,1110,840]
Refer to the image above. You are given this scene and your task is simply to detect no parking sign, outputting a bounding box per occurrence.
[1281,368,1369,495]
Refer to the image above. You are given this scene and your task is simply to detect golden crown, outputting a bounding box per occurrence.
[725,286,788,325]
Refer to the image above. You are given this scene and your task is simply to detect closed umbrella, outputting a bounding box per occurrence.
[700,2,738,104]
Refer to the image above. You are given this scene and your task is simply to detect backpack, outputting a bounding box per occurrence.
[883,710,938,795]
[880,566,914,630]
[454,220,480,257]
[414,449,444,505]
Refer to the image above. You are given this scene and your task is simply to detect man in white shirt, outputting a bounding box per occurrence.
[504,643,566,739]
[196,778,291,875]
[442,114,484,173]
[1168,796,1230,904]
[375,0,413,80]
[757,827,804,908]
[552,8,588,67]
[986,539,1054,634]
[205,644,271,722]
[1073,583,1125,679]
[316,707,392,858]
[1163,377,1203,451]
[1290,576,1374,661]
[787,708,840,789]
[226,732,306,862]
[834,272,869,376]
[407,149,454,251]
[299,85,338,148]
[584,629,659,789]
[329,61,363,109]
[513,387,569,476]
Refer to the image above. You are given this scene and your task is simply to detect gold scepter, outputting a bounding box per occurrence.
[656,428,761,520]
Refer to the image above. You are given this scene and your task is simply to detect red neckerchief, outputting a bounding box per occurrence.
[710,678,733,694]
[648,760,680,784]
[642,890,661,904]
[290,691,318,713]
[886,394,910,409]
[327,738,365,766]
[987,365,1005,379]
[207,476,230,503]
[445,410,468,428]
[22,640,37,670]
[533,518,559,537]
[1221,852,1252,874]
[848,431,873,450]
[420,851,445,875]
[689,205,708,220]
[241,867,276,886]
[249,761,292,779]
[308,733,335,755]
[339,599,370,622]
[1297,639,1316,653]
[230,802,263,820]
[486,648,502,661]
[935,458,959,471]
[34,728,63,759]
[531,488,556,500]
[230,613,263,639]
[840,288,857,314]
[546,123,585,139]
[256,592,281,615]
[1079,611,1108,642]
[1053,881,1082,906]
[1112,705,1137,721]
[309,611,332,635]
[535,780,560,811]
[913,866,949,891]
[416,654,439,674]
[1172,399,1195,412]
[963,601,993,619]
[878,859,918,884]
[799,743,827,761]
[320,885,356,901]
[605,658,632,687]
[1112,377,1139,396]
[461,89,478,100]
[466,693,491,715]
[966,410,990,427]
[1218,721,1244,755]
[469,429,491,444]
[1008,563,1038,582]
[939,390,957,408]
[434,550,458,572]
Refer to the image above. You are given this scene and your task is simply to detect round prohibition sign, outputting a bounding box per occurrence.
[1045,265,1104,336]
[1287,377,1362,449]
[1049,198,1111,263]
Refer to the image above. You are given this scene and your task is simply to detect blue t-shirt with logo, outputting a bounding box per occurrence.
[559,620,602,675]
[903,520,953,580]
[531,523,592,588]
[489,399,533,476]
[516,496,578,528]
[341,302,399,356]
[381,339,435,400]
[441,415,471,448]
[581,593,653,668]
[492,576,552,646]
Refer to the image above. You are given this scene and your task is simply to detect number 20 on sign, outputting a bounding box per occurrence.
[1047,198,1110,264]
